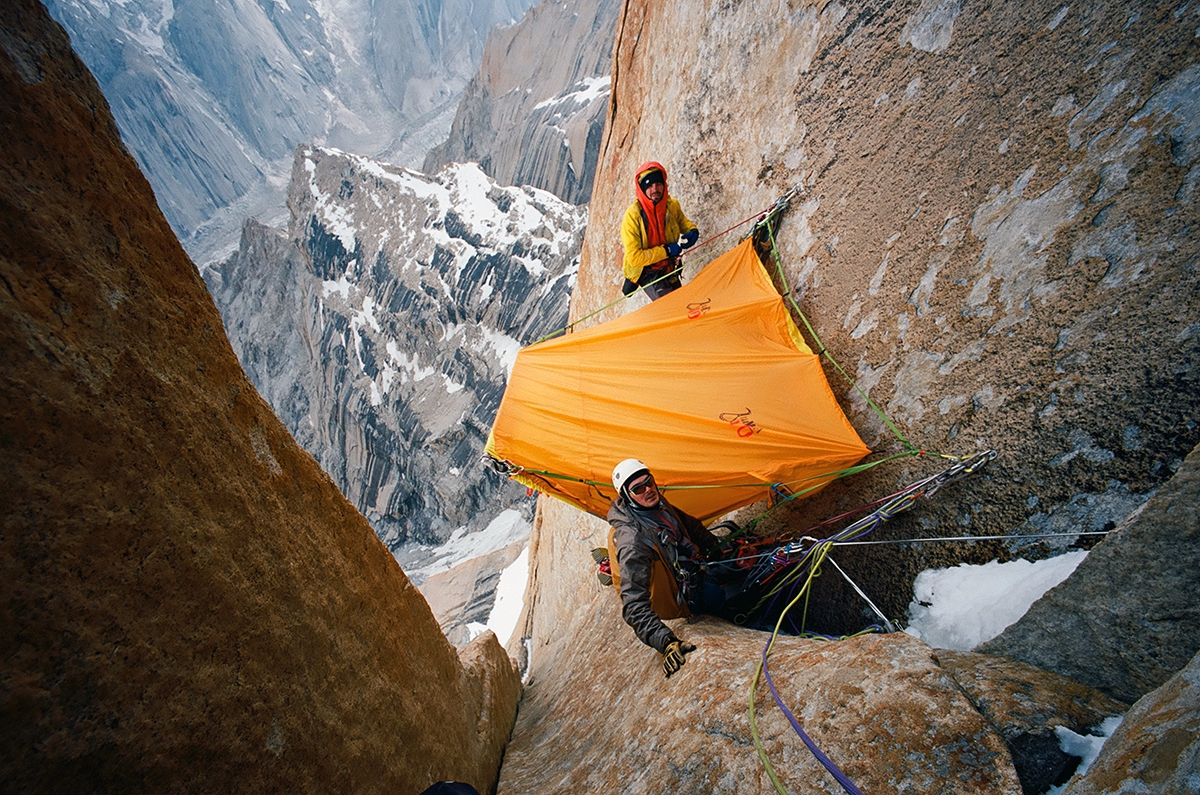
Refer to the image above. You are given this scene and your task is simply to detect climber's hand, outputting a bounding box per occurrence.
[665,242,682,258]
[622,278,639,296]
[680,229,699,249]
[662,640,696,678]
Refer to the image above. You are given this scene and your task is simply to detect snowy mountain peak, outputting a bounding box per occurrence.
[208,148,586,551]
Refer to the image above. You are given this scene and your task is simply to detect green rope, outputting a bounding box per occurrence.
[508,448,924,518]
[749,539,835,794]
[761,214,916,453]
[532,263,683,345]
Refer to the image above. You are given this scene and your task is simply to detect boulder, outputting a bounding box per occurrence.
[497,501,1120,794]
[977,442,1200,704]
[935,650,1128,794]
[501,612,1023,794]
[1064,648,1200,795]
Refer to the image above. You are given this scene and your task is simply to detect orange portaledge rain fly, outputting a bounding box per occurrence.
[485,236,871,521]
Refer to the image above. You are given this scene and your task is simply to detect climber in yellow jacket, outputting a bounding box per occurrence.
[620,161,699,300]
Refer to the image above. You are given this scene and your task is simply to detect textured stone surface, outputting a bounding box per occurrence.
[1063,649,1200,795]
[0,2,520,790]
[499,501,1065,794]
[425,0,620,204]
[502,534,1022,793]
[571,0,1200,638]
[977,442,1200,704]
[207,148,585,551]
[505,0,1200,790]
[935,650,1129,794]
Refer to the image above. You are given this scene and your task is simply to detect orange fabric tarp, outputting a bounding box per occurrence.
[486,237,870,520]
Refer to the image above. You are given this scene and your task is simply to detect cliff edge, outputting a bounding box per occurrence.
[563,0,1200,639]
[0,2,519,791]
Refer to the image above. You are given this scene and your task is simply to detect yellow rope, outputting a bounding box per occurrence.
[749,540,835,794]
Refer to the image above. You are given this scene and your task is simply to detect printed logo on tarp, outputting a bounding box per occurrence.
[687,298,712,319]
[719,408,763,438]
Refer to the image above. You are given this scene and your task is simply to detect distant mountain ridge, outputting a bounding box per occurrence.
[44,0,537,263]
[206,147,586,553]
[424,0,620,204]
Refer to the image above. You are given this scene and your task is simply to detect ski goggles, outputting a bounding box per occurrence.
[628,475,657,495]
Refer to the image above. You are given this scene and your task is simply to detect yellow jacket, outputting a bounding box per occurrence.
[620,197,697,282]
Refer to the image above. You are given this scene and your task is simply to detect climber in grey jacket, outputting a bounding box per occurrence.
[606,458,726,677]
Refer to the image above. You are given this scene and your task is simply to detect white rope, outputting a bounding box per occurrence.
[719,530,1108,564]
[833,530,1110,546]
[827,555,897,633]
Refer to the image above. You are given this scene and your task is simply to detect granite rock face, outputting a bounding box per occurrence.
[43,0,537,262]
[504,602,1020,790]
[0,2,519,790]
[572,0,1200,637]
[934,650,1129,794]
[206,147,586,553]
[421,541,527,646]
[1063,648,1200,795]
[503,0,1200,790]
[424,0,620,204]
[499,506,1122,794]
[977,441,1200,704]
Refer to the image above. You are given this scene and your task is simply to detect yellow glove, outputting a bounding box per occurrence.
[662,640,696,678]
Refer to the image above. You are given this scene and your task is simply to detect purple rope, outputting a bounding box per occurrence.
[760,644,866,795]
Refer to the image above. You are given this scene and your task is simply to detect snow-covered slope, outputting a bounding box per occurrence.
[44,0,537,263]
[206,147,586,554]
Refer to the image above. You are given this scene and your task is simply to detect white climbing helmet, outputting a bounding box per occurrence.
[612,458,651,495]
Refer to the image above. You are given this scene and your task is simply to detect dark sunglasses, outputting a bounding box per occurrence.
[638,171,664,190]
[628,476,656,495]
